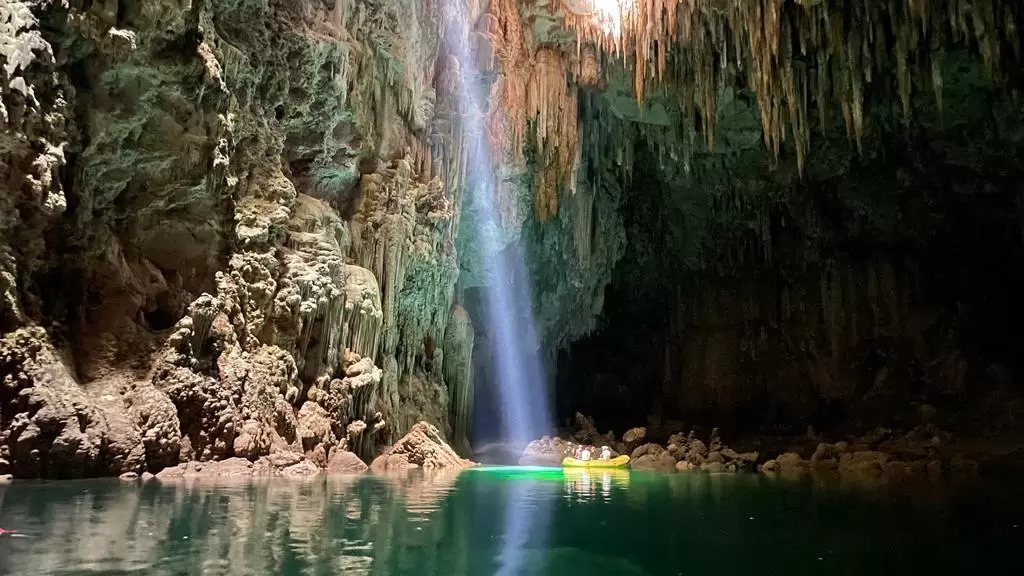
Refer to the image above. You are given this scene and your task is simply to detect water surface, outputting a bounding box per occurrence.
[0,468,1019,575]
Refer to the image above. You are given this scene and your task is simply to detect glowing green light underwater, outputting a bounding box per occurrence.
[463,466,566,481]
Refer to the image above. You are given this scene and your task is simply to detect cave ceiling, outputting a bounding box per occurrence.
[505,0,1021,169]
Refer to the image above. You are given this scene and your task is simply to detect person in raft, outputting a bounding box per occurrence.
[600,446,612,460]
[579,445,593,461]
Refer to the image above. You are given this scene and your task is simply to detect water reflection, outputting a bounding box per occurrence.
[563,469,629,502]
[1,468,1020,575]
[0,473,469,576]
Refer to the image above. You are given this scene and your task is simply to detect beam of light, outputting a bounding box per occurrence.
[442,3,556,572]
[494,477,554,576]
[566,0,638,37]
[587,0,627,36]
[443,4,552,449]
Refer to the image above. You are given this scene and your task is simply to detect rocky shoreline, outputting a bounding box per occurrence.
[1,421,474,483]
[521,412,1023,484]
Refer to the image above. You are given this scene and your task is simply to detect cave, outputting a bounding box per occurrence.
[2,0,1024,572]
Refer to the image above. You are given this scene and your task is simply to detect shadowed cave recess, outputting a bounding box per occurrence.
[2,0,1024,479]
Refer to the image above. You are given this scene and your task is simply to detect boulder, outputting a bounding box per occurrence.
[265,450,304,469]
[838,451,889,474]
[632,452,676,472]
[630,443,665,460]
[155,458,256,480]
[519,436,568,466]
[571,413,600,444]
[622,427,647,452]
[281,460,322,476]
[327,449,369,474]
[949,457,979,479]
[776,452,806,470]
[722,448,759,465]
[371,421,475,473]
[701,461,726,473]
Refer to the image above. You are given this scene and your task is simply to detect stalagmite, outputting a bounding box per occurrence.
[443,305,475,456]
[187,294,220,354]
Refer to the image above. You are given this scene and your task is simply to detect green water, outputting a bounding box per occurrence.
[0,467,1020,575]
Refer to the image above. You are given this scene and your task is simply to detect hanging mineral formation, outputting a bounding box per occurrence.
[556,0,1022,172]
[443,305,475,456]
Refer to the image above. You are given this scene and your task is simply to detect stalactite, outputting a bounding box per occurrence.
[300,289,347,383]
[525,47,581,222]
[573,187,595,266]
[556,0,1023,172]
[442,306,475,456]
[342,297,383,365]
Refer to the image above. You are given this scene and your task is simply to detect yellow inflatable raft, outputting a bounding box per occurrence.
[561,455,631,469]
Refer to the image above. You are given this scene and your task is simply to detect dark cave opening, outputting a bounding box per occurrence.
[142,307,178,332]
[551,91,1024,441]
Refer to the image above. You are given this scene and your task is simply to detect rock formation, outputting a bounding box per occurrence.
[443,305,475,456]
[370,421,475,472]
[0,0,488,478]
[4,1,1024,478]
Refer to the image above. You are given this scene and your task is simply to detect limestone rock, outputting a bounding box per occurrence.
[571,413,600,444]
[371,421,475,473]
[776,452,806,471]
[0,328,145,477]
[630,443,665,460]
[701,461,726,473]
[632,452,677,472]
[519,436,568,466]
[327,449,369,474]
[622,427,647,453]
[282,460,322,477]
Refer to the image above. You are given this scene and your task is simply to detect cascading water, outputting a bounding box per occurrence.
[444,3,552,449]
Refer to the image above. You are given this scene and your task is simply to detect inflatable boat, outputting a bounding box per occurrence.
[561,455,631,468]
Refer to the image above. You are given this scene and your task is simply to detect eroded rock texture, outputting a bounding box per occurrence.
[0,0,487,478]
[370,420,475,472]
[5,0,1024,476]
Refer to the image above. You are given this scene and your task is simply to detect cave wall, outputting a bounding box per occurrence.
[0,0,482,477]
[557,56,1024,437]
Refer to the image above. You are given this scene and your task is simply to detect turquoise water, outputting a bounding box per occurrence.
[0,467,1020,575]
